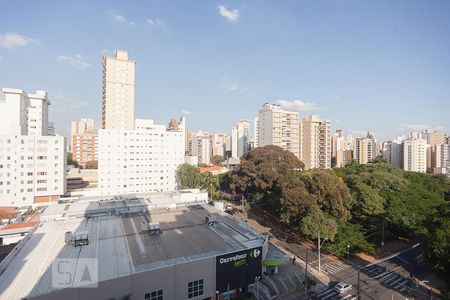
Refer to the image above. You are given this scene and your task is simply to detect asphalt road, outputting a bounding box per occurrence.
[312,244,436,300]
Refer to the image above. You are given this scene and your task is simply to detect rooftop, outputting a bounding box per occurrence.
[0,201,265,299]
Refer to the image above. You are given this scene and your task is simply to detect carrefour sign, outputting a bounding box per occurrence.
[216,247,262,293]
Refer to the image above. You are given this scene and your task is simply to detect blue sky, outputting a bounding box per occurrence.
[0,0,449,140]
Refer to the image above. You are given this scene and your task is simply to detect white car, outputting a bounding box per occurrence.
[334,282,352,294]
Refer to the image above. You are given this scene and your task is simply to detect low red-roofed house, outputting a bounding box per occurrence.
[198,166,230,176]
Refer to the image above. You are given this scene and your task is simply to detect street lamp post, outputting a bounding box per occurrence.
[318,232,327,272]
[347,243,350,261]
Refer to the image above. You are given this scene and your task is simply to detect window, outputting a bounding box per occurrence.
[144,290,163,300]
[188,279,204,299]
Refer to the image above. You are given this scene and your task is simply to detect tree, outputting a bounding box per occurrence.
[424,204,450,284]
[67,152,79,168]
[300,208,338,241]
[176,164,202,188]
[279,170,353,225]
[324,222,375,257]
[201,172,219,200]
[211,155,225,166]
[85,160,98,169]
[230,145,304,201]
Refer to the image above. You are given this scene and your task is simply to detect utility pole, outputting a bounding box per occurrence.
[305,249,308,296]
[347,243,350,261]
[357,267,361,300]
[318,231,327,272]
[381,218,385,253]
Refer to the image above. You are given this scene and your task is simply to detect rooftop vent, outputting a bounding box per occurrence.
[205,215,217,227]
[65,231,73,243]
[74,230,89,247]
[148,222,161,235]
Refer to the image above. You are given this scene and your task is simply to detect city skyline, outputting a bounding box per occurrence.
[1,1,450,140]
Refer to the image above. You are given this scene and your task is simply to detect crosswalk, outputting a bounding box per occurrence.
[362,264,409,294]
[319,259,352,275]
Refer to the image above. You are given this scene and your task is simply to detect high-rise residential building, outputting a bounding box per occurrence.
[98,118,185,194]
[0,88,66,206]
[403,138,428,173]
[355,133,377,165]
[231,120,250,159]
[257,103,300,158]
[210,133,229,158]
[102,50,135,130]
[299,115,331,170]
[332,130,351,168]
[332,129,343,160]
[384,136,405,169]
[99,51,185,194]
[253,117,259,148]
[191,131,211,165]
[431,143,450,174]
[70,118,98,167]
[425,129,446,146]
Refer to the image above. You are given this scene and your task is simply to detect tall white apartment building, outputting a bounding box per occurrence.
[355,133,377,165]
[300,115,331,169]
[231,120,250,159]
[403,138,427,173]
[253,117,259,148]
[257,103,300,158]
[0,88,66,206]
[384,136,405,169]
[98,118,185,195]
[102,50,135,130]
[70,118,98,167]
[191,131,211,165]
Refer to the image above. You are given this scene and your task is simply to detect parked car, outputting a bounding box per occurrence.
[334,282,352,294]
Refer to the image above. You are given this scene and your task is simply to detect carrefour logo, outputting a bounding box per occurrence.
[219,253,247,264]
[250,248,261,258]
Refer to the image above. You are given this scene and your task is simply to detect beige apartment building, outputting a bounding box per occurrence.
[355,134,377,164]
[102,50,135,130]
[300,115,331,169]
[257,103,300,158]
[70,118,98,167]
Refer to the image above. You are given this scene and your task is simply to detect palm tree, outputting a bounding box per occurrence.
[201,172,219,200]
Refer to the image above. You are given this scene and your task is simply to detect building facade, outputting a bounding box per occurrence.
[355,133,377,165]
[231,120,250,159]
[98,118,185,195]
[0,88,66,206]
[257,103,300,158]
[70,118,98,167]
[191,131,211,165]
[403,138,428,173]
[300,115,331,169]
[102,50,135,130]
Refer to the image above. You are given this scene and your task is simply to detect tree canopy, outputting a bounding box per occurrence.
[230,145,304,200]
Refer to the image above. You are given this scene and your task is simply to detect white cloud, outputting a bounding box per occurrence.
[57,54,91,70]
[218,5,240,23]
[220,77,249,94]
[147,18,167,29]
[0,32,37,48]
[398,123,446,132]
[276,99,319,112]
[107,10,135,26]
[52,94,90,113]
[181,110,191,116]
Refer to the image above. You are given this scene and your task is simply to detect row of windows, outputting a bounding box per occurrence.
[143,279,204,300]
